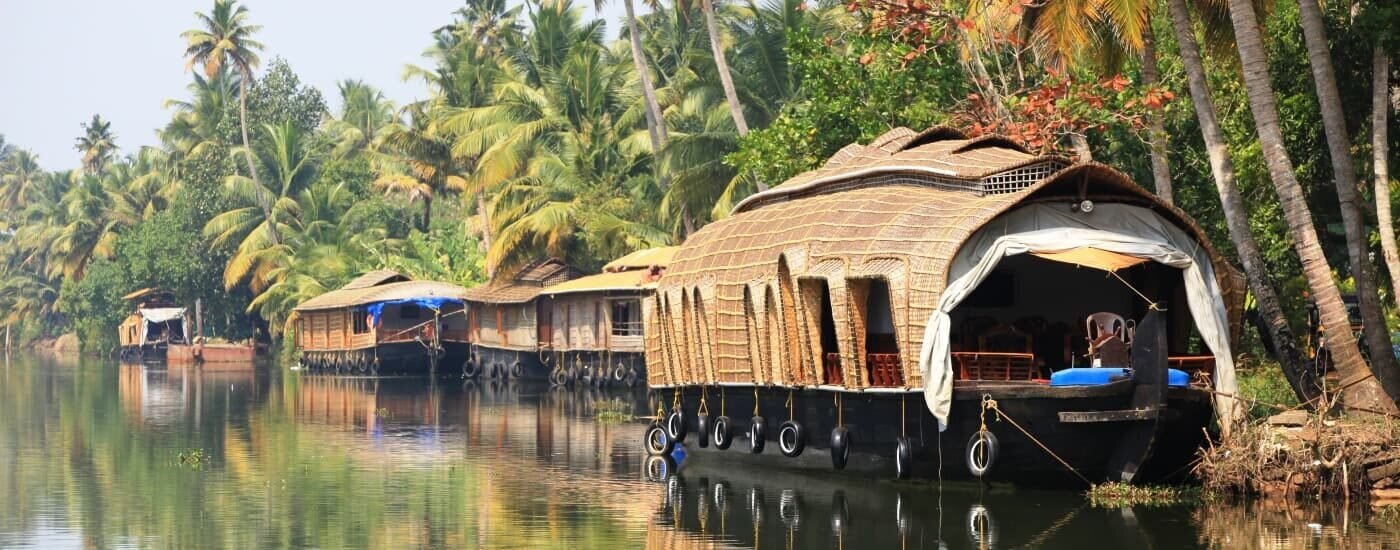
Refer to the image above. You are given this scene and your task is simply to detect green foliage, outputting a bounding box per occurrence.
[727,29,965,187]
[1086,483,1208,507]
[1235,359,1301,419]
[56,257,128,354]
[246,58,328,135]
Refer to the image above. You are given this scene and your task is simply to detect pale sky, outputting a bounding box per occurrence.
[0,0,629,171]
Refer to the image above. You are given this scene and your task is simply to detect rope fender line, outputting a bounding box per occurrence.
[981,394,1092,486]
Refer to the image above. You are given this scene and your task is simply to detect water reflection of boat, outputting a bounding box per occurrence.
[645,459,1205,549]
[644,127,1245,485]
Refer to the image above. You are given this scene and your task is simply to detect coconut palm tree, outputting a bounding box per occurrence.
[602,0,670,154]
[1290,0,1399,389]
[205,121,322,293]
[74,115,117,176]
[1226,0,1396,411]
[182,0,274,243]
[0,149,45,211]
[324,79,396,158]
[1164,0,1315,401]
[161,70,237,161]
[373,103,467,232]
[48,173,127,280]
[1374,50,1398,314]
[697,0,750,138]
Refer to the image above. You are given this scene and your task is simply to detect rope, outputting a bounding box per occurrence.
[981,395,1092,486]
[700,387,710,415]
[1109,270,1163,311]
[901,393,907,437]
[753,387,760,416]
[786,389,794,422]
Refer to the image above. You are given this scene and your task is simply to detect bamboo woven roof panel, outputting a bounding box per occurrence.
[460,283,544,304]
[603,246,679,272]
[543,270,657,296]
[735,126,1068,214]
[341,270,408,290]
[294,280,468,312]
[514,259,578,285]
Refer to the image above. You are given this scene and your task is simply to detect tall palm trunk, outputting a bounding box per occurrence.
[1374,50,1399,314]
[622,0,668,153]
[1140,23,1172,206]
[701,0,749,137]
[1227,0,1396,412]
[1167,0,1316,401]
[621,0,695,235]
[422,193,433,231]
[700,0,766,194]
[477,191,493,252]
[1295,0,1400,397]
[238,76,279,245]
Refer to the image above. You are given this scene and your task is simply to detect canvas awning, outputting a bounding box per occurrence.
[365,297,463,325]
[919,203,1240,432]
[1030,247,1149,272]
[140,308,186,323]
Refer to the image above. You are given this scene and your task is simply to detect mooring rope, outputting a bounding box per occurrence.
[981,394,1092,485]
[1108,270,1163,311]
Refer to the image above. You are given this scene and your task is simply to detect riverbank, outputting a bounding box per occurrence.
[1196,410,1400,504]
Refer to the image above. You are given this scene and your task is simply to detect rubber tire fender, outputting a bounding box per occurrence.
[696,413,711,448]
[665,409,688,443]
[510,361,523,378]
[830,426,852,470]
[894,436,914,479]
[778,420,806,457]
[644,423,674,456]
[612,364,627,382]
[462,361,480,379]
[965,431,999,478]
[748,416,767,454]
[712,415,733,450]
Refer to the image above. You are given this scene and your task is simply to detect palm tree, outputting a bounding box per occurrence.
[0,149,44,211]
[161,70,236,161]
[1374,50,1398,314]
[1164,0,1314,401]
[604,0,670,154]
[74,115,117,176]
[205,121,322,293]
[1291,0,1399,390]
[1226,0,1396,412]
[325,79,395,158]
[182,0,275,243]
[49,173,126,280]
[373,103,467,232]
[698,0,751,138]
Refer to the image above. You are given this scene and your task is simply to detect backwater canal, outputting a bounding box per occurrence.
[1,354,1396,549]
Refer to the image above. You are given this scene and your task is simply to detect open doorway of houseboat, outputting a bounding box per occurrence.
[800,279,842,384]
[946,254,1208,382]
[850,278,903,386]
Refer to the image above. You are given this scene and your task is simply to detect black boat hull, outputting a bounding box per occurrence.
[299,341,470,376]
[657,381,1212,486]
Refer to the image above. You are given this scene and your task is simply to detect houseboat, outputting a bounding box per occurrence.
[538,247,675,386]
[460,259,580,379]
[118,288,189,362]
[292,270,469,375]
[641,126,1246,485]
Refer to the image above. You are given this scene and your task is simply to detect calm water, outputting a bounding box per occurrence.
[1,354,1396,549]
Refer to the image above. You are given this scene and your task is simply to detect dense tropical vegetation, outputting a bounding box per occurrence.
[0,0,1397,407]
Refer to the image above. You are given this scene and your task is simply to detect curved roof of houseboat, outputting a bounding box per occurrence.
[294,275,467,312]
[659,127,1245,351]
[542,246,677,296]
[460,259,580,304]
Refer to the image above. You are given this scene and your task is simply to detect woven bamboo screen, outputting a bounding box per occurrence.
[649,133,1245,390]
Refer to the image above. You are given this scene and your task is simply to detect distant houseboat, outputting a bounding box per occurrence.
[118,288,189,362]
[292,270,469,375]
[538,247,675,386]
[642,127,1246,485]
[460,259,581,379]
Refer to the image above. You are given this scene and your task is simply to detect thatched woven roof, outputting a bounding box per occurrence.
[341,270,409,290]
[603,246,678,272]
[461,259,580,304]
[649,128,1245,390]
[294,280,467,312]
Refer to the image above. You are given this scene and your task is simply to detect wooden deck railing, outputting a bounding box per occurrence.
[867,353,905,387]
[951,352,1042,381]
[822,353,843,385]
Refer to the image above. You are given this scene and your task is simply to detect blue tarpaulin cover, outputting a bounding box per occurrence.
[366,297,463,325]
[1050,367,1189,387]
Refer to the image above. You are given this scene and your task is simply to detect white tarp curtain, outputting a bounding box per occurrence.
[917,203,1240,431]
[138,308,187,345]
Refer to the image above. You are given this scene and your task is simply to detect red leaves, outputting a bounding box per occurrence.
[859,52,876,65]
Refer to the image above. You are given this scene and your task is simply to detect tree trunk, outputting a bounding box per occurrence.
[1295,0,1400,398]
[1140,23,1173,206]
[700,0,766,194]
[1228,0,1396,412]
[1167,0,1316,402]
[702,0,749,137]
[1373,50,1400,313]
[622,0,668,153]
[477,191,493,252]
[239,76,279,245]
[422,193,433,232]
[1071,133,1092,161]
